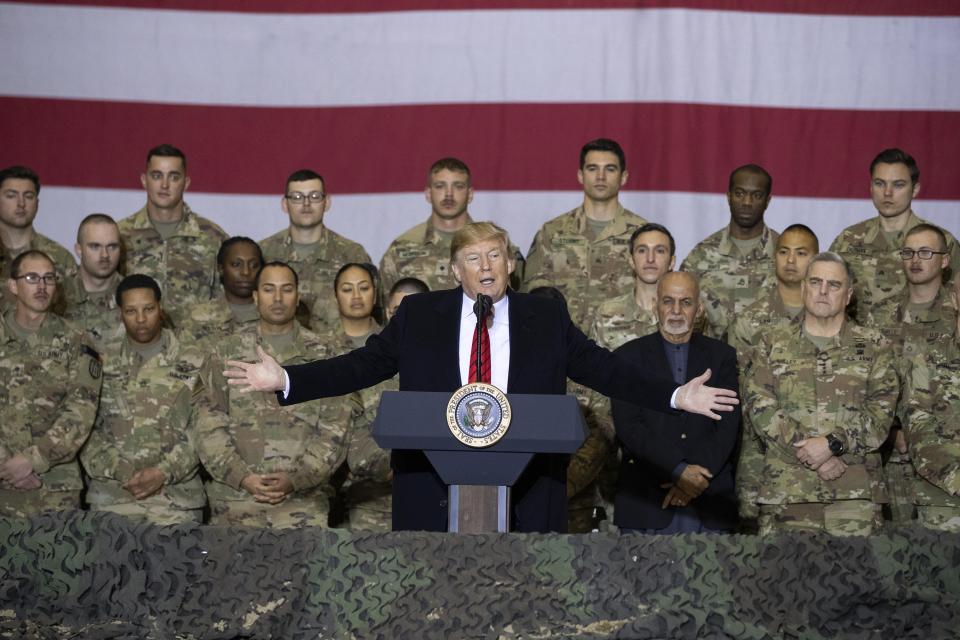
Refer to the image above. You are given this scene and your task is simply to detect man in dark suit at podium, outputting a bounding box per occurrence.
[225,222,739,533]
[612,272,741,533]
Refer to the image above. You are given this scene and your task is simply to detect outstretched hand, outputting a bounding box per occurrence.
[675,369,739,420]
[224,345,286,393]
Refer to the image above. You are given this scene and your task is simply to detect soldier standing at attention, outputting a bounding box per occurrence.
[260,169,371,331]
[379,157,524,297]
[830,148,960,322]
[681,164,779,340]
[198,262,348,528]
[118,144,228,328]
[80,275,207,524]
[522,139,647,329]
[0,250,102,517]
[62,214,124,348]
[745,252,898,535]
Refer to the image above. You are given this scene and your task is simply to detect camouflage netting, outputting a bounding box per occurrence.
[1,510,958,639]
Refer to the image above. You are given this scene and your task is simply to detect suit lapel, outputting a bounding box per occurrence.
[434,288,465,386]
[643,333,674,382]
[506,290,534,392]
[685,334,708,384]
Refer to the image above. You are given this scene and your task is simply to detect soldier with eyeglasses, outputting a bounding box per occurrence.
[260,169,370,331]
[1,250,102,518]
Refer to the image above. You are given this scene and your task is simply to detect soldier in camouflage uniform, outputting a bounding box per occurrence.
[0,251,102,517]
[260,169,371,331]
[902,339,960,532]
[522,139,647,329]
[0,166,77,311]
[118,144,229,329]
[745,253,898,536]
[862,224,958,525]
[728,224,818,526]
[80,275,206,524]
[198,262,349,528]
[61,214,124,348]
[681,164,779,340]
[181,237,263,346]
[830,148,960,323]
[385,277,429,320]
[380,158,523,298]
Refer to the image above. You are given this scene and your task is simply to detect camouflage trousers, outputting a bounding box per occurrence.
[758,501,882,537]
[344,485,392,532]
[917,506,960,533]
[882,460,917,525]
[0,488,79,518]
[209,497,329,529]
[91,501,203,526]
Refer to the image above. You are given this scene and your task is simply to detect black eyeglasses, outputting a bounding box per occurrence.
[15,273,57,285]
[285,191,325,204]
[898,248,947,261]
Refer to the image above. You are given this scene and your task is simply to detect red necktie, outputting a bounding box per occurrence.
[469,311,491,383]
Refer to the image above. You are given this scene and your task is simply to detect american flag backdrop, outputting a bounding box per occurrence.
[1,1,958,263]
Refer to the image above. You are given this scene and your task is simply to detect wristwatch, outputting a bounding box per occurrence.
[825,433,846,457]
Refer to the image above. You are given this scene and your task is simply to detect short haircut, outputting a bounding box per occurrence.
[528,286,569,313]
[805,251,852,282]
[389,277,429,298]
[255,261,299,289]
[870,148,919,184]
[116,273,161,306]
[76,213,119,244]
[334,262,384,325]
[285,169,325,192]
[580,138,625,171]
[428,158,471,184]
[217,236,263,267]
[146,144,187,170]
[905,223,948,252]
[0,165,40,194]
[450,221,510,262]
[658,270,700,301]
[10,250,54,279]
[780,223,820,252]
[728,164,772,194]
[630,222,676,256]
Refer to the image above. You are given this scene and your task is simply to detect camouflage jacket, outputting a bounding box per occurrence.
[829,212,960,322]
[80,330,205,509]
[589,291,659,351]
[680,224,779,340]
[0,232,77,312]
[260,226,371,331]
[522,205,647,328]
[179,294,259,346]
[745,320,897,504]
[379,215,525,297]
[902,341,960,506]
[0,310,102,492]
[61,272,123,349]
[118,204,228,328]
[863,285,958,367]
[197,323,350,503]
[727,286,802,375]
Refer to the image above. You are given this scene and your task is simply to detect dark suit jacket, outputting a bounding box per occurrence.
[612,332,741,531]
[281,287,678,532]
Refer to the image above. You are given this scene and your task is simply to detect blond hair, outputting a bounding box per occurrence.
[450,222,510,262]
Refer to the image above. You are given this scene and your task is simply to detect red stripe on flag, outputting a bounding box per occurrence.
[1,97,957,199]
[7,0,960,16]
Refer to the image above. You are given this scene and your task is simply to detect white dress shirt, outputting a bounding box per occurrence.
[459,292,510,391]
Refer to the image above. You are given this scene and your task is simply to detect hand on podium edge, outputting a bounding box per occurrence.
[224,345,285,393]
[675,368,738,420]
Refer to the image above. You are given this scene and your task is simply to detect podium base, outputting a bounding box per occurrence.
[448,485,510,533]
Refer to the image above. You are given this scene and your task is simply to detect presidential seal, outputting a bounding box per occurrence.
[446,382,512,448]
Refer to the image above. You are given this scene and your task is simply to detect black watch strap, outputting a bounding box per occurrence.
[826,433,845,457]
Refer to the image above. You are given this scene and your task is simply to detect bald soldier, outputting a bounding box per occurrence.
[681,164,780,339]
[745,252,898,535]
[522,139,648,328]
[198,262,349,528]
[80,275,207,524]
[260,169,371,331]
[0,250,102,517]
[62,214,124,347]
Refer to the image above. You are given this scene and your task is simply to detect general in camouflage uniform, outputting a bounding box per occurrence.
[680,165,779,340]
[81,301,206,525]
[260,169,371,331]
[745,254,898,536]
[0,251,102,517]
[902,340,960,532]
[118,145,228,328]
[0,166,77,311]
[198,263,349,528]
[829,148,960,322]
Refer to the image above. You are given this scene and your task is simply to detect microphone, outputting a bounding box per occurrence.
[473,294,492,384]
